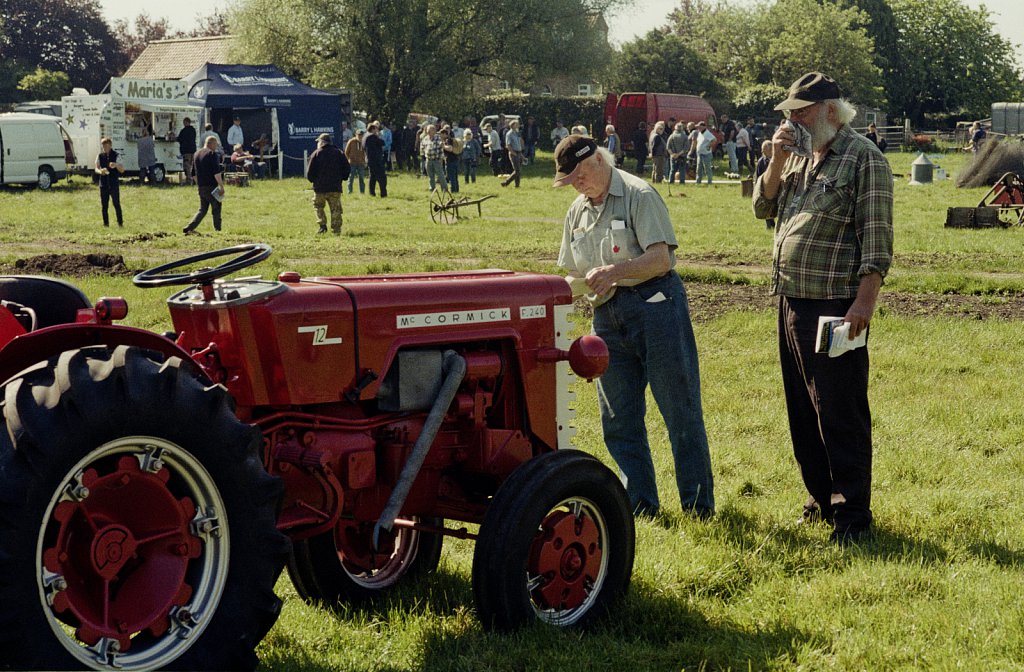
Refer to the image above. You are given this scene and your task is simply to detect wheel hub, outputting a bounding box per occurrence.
[528,509,602,610]
[91,525,138,580]
[43,455,201,650]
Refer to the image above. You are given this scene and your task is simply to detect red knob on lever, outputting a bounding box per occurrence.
[537,335,609,382]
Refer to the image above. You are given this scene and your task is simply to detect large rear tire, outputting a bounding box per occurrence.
[288,517,443,604]
[0,346,290,670]
[472,450,634,630]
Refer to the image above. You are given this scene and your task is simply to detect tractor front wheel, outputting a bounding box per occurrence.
[0,346,289,670]
[472,450,634,630]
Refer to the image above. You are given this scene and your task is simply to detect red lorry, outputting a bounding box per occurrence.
[604,92,718,152]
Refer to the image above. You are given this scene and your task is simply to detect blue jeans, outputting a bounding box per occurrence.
[348,165,365,193]
[426,159,444,191]
[592,273,715,516]
[725,141,737,172]
[446,161,460,193]
[462,158,477,183]
[668,157,686,184]
[697,153,713,184]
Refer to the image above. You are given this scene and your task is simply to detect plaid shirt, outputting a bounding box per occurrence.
[753,124,893,299]
[423,135,444,161]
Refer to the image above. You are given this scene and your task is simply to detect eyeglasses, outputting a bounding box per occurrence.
[783,103,820,120]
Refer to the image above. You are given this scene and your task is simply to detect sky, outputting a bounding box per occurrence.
[98,0,1023,58]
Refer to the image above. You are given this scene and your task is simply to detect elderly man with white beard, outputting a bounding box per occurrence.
[753,72,893,546]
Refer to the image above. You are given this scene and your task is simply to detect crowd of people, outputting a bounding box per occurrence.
[88,72,899,548]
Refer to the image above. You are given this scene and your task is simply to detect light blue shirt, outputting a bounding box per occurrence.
[227,123,243,147]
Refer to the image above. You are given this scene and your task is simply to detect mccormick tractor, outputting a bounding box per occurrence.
[0,244,635,671]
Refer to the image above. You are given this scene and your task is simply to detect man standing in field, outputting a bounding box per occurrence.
[753,72,894,545]
[307,133,350,235]
[554,134,715,519]
[183,136,225,234]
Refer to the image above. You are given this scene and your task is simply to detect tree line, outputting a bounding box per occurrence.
[3,0,1020,129]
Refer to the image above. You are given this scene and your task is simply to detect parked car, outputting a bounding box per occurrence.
[0,113,75,189]
[13,101,62,117]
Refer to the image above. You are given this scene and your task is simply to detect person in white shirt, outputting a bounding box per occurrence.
[735,124,751,175]
[551,120,569,146]
[227,117,244,148]
[695,121,715,184]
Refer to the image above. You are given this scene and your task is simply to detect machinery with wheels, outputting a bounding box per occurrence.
[0,244,633,670]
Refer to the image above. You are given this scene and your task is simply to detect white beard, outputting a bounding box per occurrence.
[809,106,839,150]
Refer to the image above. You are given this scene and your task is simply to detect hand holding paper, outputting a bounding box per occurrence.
[816,316,867,358]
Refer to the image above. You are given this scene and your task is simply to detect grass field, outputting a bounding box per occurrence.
[2,151,1024,670]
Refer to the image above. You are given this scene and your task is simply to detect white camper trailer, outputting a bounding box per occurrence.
[63,78,201,183]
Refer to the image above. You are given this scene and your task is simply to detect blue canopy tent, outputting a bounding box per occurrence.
[185,63,342,176]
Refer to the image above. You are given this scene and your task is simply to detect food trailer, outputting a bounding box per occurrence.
[62,78,201,183]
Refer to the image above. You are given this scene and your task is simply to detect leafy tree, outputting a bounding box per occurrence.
[230,0,624,124]
[888,0,1024,124]
[112,14,176,68]
[824,0,900,109]
[0,0,121,95]
[605,29,725,98]
[17,67,71,100]
[667,0,883,107]
[731,82,788,120]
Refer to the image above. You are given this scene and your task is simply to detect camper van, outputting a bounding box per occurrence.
[63,78,201,183]
[0,113,75,189]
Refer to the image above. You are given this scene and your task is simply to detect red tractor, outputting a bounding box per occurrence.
[0,244,634,671]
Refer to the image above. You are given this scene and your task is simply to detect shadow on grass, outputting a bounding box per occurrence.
[265,562,812,672]
[412,577,813,672]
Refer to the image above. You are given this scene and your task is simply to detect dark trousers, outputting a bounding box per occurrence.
[100,184,123,226]
[501,152,521,187]
[737,148,749,174]
[489,151,502,176]
[185,186,222,232]
[778,296,872,532]
[445,161,460,193]
[368,163,387,197]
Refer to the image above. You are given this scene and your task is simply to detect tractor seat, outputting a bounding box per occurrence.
[0,276,91,329]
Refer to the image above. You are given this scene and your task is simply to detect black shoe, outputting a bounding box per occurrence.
[317,227,328,234]
[182,227,193,235]
[796,499,832,526]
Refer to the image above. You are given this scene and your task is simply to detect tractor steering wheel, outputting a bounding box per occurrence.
[132,243,273,288]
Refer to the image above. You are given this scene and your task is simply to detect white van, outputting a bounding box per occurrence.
[0,113,74,189]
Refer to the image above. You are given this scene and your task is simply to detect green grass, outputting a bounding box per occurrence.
[3,153,1024,670]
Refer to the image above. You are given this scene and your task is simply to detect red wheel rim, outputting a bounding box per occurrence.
[43,456,199,648]
[527,498,607,621]
[37,438,229,669]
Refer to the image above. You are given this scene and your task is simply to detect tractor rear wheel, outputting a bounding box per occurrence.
[0,346,289,670]
[472,450,634,630]
[288,517,443,604]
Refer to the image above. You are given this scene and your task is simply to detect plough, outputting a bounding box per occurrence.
[429,188,496,224]
[945,172,1024,228]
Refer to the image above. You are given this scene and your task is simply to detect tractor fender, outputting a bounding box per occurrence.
[0,323,208,385]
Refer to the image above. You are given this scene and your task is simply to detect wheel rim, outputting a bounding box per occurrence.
[526,497,609,626]
[152,166,165,183]
[38,170,53,189]
[336,520,422,589]
[36,437,230,670]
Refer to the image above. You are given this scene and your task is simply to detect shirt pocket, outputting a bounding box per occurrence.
[809,175,854,217]
[608,226,638,261]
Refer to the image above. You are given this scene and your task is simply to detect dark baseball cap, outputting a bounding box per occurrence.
[553,134,598,187]
[774,72,842,111]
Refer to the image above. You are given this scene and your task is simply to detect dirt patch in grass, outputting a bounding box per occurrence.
[2,253,136,277]
[576,282,1024,322]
